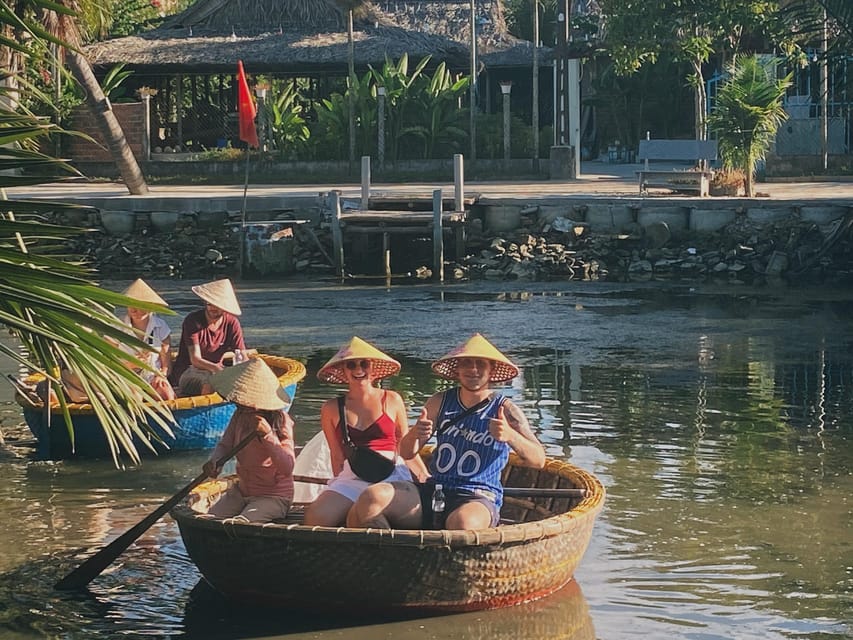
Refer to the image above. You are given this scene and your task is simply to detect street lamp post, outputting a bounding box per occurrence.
[377,85,386,170]
[550,0,577,180]
[500,80,512,168]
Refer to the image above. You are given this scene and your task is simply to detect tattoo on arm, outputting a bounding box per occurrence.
[506,401,536,440]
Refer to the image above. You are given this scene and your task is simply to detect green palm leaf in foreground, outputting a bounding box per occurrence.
[1,108,175,466]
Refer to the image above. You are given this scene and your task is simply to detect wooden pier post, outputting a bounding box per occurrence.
[361,156,371,210]
[383,232,391,279]
[433,189,444,282]
[453,154,464,213]
[330,191,345,279]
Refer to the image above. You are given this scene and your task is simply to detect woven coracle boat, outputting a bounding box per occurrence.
[15,354,306,460]
[171,455,605,614]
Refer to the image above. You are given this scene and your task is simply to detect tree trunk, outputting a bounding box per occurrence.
[745,154,755,198]
[691,58,707,142]
[65,50,149,195]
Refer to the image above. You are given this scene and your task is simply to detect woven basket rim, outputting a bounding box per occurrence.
[172,457,605,549]
[16,354,306,415]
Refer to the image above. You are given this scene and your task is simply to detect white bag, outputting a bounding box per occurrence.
[293,431,333,504]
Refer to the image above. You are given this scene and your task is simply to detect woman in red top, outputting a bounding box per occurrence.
[202,357,295,523]
[304,337,426,527]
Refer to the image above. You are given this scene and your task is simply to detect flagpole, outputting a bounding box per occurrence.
[235,60,259,278]
[239,148,250,276]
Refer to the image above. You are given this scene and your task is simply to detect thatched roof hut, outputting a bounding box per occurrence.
[85,0,545,74]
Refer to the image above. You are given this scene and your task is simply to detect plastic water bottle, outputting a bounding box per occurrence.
[431,483,445,525]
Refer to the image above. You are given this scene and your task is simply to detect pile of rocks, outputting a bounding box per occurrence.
[448,209,853,284]
[57,212,241,279]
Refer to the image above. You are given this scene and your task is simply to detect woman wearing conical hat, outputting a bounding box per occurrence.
[117,278,175,401]
[202,358,295,523]
[303,337,426,528]
[169,278,247,396]
[350,333,546,531]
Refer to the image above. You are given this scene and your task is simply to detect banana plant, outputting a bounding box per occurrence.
[405,62,469,159]
[266,81,309,158]
[369,54,431,162]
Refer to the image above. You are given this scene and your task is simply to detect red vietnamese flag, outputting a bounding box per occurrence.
[236,60,259,148]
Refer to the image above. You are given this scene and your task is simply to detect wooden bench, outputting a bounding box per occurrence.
[636,139,718,197]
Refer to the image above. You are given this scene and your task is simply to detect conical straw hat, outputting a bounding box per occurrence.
[121,278,167,306]
[191,278,242,316]
[210,358,290,410]
[431,333,519,383]
[317,336,401,385]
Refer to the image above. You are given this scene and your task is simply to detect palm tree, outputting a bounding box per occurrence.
[9,0,150,195]
[707,55,792,197]
[1,3,172,465]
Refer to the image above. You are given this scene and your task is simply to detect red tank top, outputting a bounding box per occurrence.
[340,392,397,452]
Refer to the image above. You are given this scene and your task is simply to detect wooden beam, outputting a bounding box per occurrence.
[330,191,344,279]
[433,189,444,282]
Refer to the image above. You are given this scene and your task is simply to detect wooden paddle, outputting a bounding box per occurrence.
[293,475,588,499]
[54,430,257,591]
[6,374,41,408]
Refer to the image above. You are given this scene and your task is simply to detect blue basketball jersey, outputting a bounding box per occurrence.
[429,388,509,508]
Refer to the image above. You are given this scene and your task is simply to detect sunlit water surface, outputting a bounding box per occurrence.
[0,280,850,639]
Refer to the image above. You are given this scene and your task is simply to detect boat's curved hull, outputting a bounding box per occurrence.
[18,355,305,459]
[172,457,605,614]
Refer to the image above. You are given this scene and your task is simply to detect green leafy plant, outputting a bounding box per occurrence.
[405,62,469,159]
[707,55,791,197]
[369,54,431,162]
[100,63,134,102]
[266,81,309,158]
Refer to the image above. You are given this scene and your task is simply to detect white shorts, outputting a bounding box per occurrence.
[324,459,414,503]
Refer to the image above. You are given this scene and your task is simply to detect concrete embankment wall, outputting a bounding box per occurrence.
[68,194,853,238]
[476,197,853,235]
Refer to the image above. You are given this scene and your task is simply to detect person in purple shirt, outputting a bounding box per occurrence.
[170,278,246,396]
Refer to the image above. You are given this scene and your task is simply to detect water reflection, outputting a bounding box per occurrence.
[0,549,594,639]
[181,579,594,640]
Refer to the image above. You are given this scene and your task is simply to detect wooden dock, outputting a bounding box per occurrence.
[364,193,479,211]
[329,191,470,281]
[329,154,476,281]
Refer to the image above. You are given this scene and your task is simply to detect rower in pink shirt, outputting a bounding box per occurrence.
[202,358,295,523]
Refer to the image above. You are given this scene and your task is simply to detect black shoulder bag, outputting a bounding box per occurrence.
[338,396,396,483]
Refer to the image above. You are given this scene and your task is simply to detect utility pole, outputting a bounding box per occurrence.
[469,0,478,161]
[820,8,829,172]
[532,0,539,171]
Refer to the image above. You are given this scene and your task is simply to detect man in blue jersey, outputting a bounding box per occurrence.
[349,333,546,530]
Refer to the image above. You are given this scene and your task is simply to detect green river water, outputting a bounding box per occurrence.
[0,278,849,639]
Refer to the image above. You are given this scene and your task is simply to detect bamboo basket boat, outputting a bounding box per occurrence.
[15,354,306,460]
[171,455,605,614]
